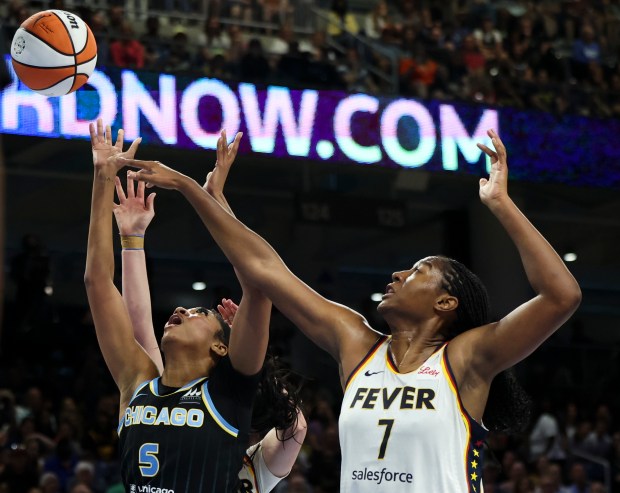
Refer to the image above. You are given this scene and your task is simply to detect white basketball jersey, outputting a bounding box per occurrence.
[237,441,285,493]
[339,336,488,493]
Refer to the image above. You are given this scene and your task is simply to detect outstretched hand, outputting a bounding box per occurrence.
[204,129,243,197]
[477,129,509,207]
[113,174,156,236]
[217,298,239,328]
[89,118,141,171]
[123,158,189,190]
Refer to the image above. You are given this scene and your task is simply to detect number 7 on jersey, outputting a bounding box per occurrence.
[377,419,394,459]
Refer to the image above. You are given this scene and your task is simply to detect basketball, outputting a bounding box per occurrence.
[10,10,98,97]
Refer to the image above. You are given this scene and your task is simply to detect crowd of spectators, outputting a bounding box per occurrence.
[0,235,619,492]
[3,0,620,118]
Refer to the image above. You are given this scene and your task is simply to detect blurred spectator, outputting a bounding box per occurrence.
[69,484,93,493]
[364,1,391,40]
[6,0,30,27]
[399,43,439,98]
[199,16,231,56]
[39,472,61,493]
[139,16,166,64]
[567,462,591,493]
[516,476,536,493]
[259,0,293,26]
[43,439,79,492]
[106,5,126,42]
[473,16,503,61]
[88,10,110,68]
[529,400,565,463]
[68,461,104,493]
[570,420,594,456]
[109,22,145,69]
[338,47,378,93]
[572,24,601,81]
[240,38,271,82]
[161,32,193,73]
[0,447,38,492]
[267,23,300,57]
[307,423,340,492]
[536,466,571,493]
[582,418,613,458]
[398,0,422,30]
[327,0,360,41]
[276,471,313,493]
[499,460,528,493]
[483,462,502,493]
[82,400,118,463]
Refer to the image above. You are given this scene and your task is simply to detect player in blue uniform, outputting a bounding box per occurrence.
[122,129,581,492]
[112,135,306,492]
[85,119,277,492]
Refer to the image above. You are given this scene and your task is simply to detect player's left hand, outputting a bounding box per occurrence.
[113,174,156,236]
[477,129,509,207]
[217,298,239,328]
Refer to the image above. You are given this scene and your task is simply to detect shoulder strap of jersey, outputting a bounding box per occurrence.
[344,335,389,390]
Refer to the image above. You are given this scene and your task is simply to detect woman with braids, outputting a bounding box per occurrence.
[84,119,304,492]
[121,128,581,492]
[112,146,305,492]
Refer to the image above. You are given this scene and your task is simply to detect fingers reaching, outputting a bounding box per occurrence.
[125,137,142,159]
[217,298,239,327]
[114,176,127,203]
[145,191,156,212]
[114,128,125,151]
[227,132,242,162]
[105,124,112,145]
[127,173,136,199]
[136,178,146,201]
[89,122,97,146]
[477,142,497,162]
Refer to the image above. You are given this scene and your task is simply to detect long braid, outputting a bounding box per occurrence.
[438,256,532,433]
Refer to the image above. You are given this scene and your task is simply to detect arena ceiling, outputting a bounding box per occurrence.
[3,132,620,343]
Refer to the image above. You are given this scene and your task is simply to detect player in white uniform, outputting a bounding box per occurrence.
[340,337,487,491]
[124,129,581,492]
[111,133,306,492]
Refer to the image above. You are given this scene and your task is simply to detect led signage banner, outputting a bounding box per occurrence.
[1,59,619,188]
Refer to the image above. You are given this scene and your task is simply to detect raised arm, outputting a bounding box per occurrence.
[113,175,163,373]
[120,133,381,387]
[84,119,158,414]
[453,129,581,379]
[260,407,307,478]
[202,132,271,376]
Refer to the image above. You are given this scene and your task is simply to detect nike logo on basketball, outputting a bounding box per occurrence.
[364,370,384,377]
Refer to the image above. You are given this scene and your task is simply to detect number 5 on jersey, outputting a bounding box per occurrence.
[378,419,394,459]
[139,443,160,477]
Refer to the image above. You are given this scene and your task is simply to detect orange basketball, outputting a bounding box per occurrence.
[10,10,98,97]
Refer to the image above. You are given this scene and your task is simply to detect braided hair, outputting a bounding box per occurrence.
[437,256,532,433]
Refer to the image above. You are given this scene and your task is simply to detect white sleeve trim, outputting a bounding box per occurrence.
[242,441,289,493]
